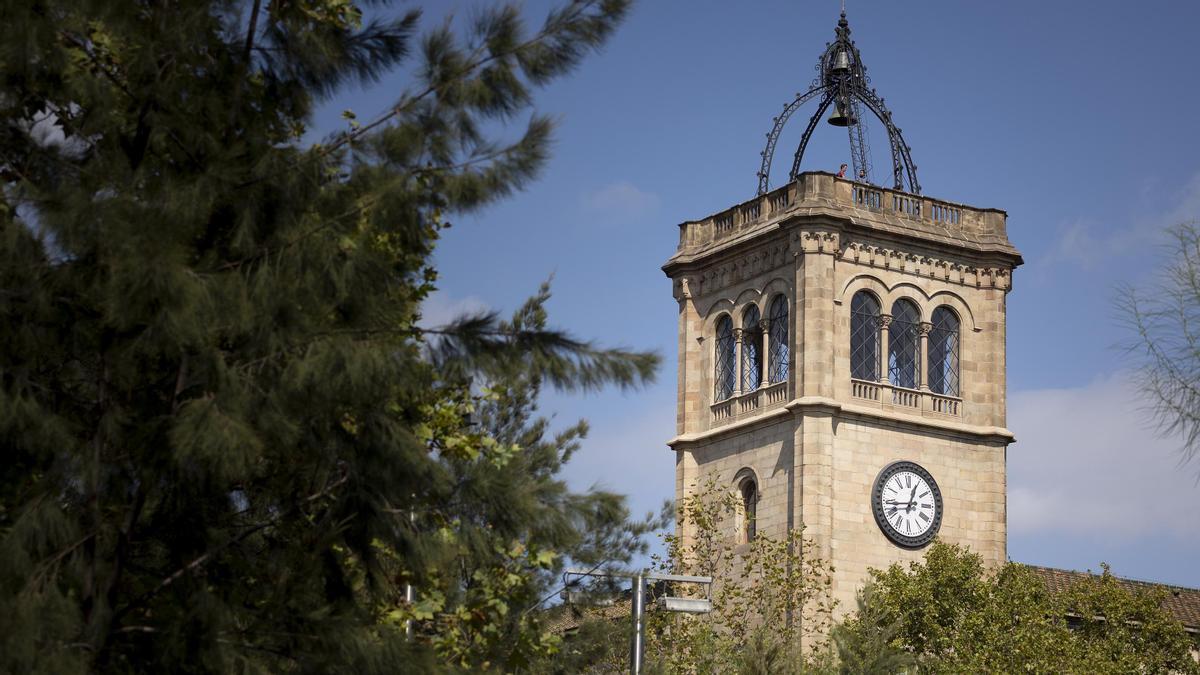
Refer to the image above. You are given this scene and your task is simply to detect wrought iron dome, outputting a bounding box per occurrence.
[756,11,920,196]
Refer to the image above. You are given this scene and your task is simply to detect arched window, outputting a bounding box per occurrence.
[889,299,921,389]
[850,291,881,380]
[741,305,763,391]
[929,306,961,396]
[740,478,757,543]
[714,315,735,401]
[767,295,789,384]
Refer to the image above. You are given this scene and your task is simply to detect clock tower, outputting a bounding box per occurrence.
[661,11,1022,620]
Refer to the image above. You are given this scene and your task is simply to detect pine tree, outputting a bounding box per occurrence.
[0,1,650,672]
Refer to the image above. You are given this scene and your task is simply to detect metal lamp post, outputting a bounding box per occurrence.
[564,568,713,675]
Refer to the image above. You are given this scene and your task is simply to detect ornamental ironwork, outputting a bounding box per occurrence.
[850,291,880,380]
[929,306,961,396]
[889,299,921,389]
[741,305,763,391]
[767,295,789,384]
[715,315,735,401]
[755,11,920,195]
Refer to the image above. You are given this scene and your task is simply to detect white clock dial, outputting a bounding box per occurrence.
[880,471,936,537]
[872,461,942,548]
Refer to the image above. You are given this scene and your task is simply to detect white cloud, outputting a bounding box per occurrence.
[1033,171,1200,276]
[1161,171,1200,227]
[419,290,490,329]
[1038,218,1114,270]
[583,181,660,221]
[560,397,676,522]
[1008,373,1199,540]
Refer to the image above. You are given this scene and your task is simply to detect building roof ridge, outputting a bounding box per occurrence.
[1021,562,1200,593]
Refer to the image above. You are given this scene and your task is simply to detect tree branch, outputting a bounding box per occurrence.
[116,470,349,618]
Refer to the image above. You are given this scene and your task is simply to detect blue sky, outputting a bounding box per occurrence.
[319,1,1200,587]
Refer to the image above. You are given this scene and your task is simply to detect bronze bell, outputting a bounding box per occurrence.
[831,49,851,72]
[827,99,857,127]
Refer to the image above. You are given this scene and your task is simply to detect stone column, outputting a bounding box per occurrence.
[675,277,702,435]
[759,318,771,386]
[675,448,699,554]
[733,327,745,396]
[878,314,893,383]
[799,231,837,399]
[918,321,933,392]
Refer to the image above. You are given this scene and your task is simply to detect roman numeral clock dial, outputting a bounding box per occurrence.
[872,461,943,548]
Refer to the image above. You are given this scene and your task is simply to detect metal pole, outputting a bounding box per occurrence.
[629,572,645,675]
[405,509,415,639]
[404,582,414,639]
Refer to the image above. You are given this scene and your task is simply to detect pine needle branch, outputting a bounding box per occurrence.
[118,470,350,618]
[425,294,659,393]
[320,0,626,156]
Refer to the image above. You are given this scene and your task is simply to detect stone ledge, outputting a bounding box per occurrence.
[667,396,1015,450]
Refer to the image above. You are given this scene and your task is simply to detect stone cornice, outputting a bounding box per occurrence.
[669,231,793,300]
[666,396,1015,450]
[664,173,1024,284]
[839,238,1015,292]
[667,407,792,449]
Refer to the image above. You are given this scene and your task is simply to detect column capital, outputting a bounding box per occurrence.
[879,314,894,329]
[918,321,933,337]
[733,327,745,343]
[758,318,770,332]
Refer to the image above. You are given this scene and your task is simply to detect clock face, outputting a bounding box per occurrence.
[872,461,943,548]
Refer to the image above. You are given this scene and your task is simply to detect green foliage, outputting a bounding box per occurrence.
[822,586,914,675]
[529,611,631,675]
[840,542,1200,674]
[0,0,653,672]
[1053,562,1200,673]
[528,479,838,674]
[387,306,665,671]
[642,479,836,674]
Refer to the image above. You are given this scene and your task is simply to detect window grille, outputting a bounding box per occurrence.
[741,305,763,391]
[741,479,757,543]
[850,291,881,380]
[768,295,789,384]
[929,306,960,396]
[714,316,735,401]
[889,299,921,389]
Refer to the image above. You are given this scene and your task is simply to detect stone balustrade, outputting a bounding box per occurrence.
[851,379,880,401]
[892,387,919,408]
[710,380,789,426]
[675,172,1008,254]
[850,378,962,418]
[929,393,960,415]
[711,377,964,426]
[712,398,734,423]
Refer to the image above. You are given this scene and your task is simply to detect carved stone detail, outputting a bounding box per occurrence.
[695,240,793,296]
[799,229,841,254]
[838,240,1013,291]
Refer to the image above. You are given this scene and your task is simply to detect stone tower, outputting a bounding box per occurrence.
[662,171,1022,615]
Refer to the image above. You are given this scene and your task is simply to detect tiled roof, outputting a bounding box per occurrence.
[1024,564,1200,630]
[540,600,629,635]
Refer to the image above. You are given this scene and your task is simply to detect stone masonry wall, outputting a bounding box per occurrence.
[665,173,1020,633]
